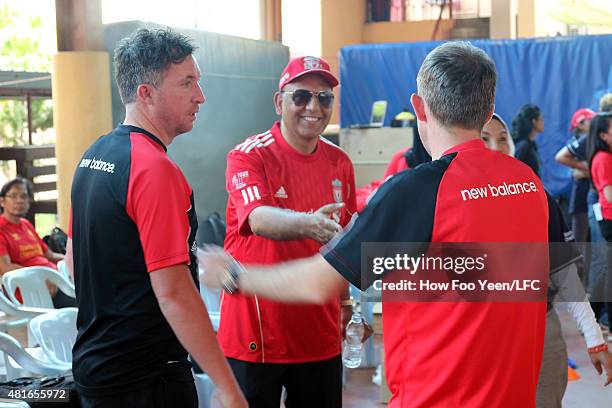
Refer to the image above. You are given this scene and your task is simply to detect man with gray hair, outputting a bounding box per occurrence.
[200,41,550,407]
[68,28,245,407]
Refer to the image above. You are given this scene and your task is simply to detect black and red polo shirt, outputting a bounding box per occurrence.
[323,139,549,408]
[70,124,198,397]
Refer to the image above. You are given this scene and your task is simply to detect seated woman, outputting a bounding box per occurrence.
[0,177,73,308]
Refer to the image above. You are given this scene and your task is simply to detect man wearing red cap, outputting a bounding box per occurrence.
[217,56,357,407]
[202,42,553,408]
[556,108,597,285]
[570,108,596,137]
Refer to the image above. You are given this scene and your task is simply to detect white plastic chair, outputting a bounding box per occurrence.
[0,399,30,407]
[193,372,216,408]
[199,267,220,331]
[0,331,68,380]
[2,267,75,309]
[56,260,74,285]
[0,290,48,332]
[194,270,220,408]
[28,308,77,367]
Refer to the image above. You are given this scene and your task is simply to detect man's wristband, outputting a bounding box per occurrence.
[588,343,609,354]
[221,258,246,294]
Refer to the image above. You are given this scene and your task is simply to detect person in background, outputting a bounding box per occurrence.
[595,93,612,334]
[0,177,73,308]
[588,112,612,344]
[570,108,596,141]
[600,93,612,113]
[355,125,431,213]
[480,113,514,156]
[512,103,545,176]
[556,99,612,331]
[555,108,597,286]
[481,115,612,407]
[383,125,431,179]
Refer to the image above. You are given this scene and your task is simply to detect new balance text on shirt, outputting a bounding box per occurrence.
[460,180,538,201]
[79,157,115,174]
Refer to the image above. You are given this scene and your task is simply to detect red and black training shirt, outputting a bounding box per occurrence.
[323,139,550,408]
[70,125,198,397]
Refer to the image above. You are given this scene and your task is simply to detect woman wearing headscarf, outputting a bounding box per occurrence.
[483,114,611,408]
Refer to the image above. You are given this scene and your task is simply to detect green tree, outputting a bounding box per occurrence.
[548,0,612,30]
[0,4,53,147]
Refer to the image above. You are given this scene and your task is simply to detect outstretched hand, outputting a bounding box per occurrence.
[589,349,612,386]
[306,202,344,244]
[197,245,234,291]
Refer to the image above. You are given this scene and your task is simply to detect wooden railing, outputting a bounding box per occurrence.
[0,145,57,227]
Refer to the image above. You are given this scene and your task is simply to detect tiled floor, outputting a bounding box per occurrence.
[342,311,612,407]
[560,311,612,407]
[343,365,381,407]
[5,311,610,406]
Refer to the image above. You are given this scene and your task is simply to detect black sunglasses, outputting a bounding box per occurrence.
[282,89,335,109]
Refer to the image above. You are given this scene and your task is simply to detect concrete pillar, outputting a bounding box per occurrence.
[320,0,365,125]
[261,0,282,42]
[51,52,112,229]
[55,0,104,51]
[490,0,517,39]
[517,0,536,38]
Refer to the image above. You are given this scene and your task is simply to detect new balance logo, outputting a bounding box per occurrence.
[274,186,288,199]
[235,131,275,153]
[241,186,261,205]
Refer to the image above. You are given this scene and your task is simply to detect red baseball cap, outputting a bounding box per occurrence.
[570,108,596,130]
[278,56,339,90]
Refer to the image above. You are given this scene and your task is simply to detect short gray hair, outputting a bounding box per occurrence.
[416,41,497,130]
[114,28,195,104]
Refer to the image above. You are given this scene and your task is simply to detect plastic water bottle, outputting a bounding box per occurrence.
[342,312,365,368]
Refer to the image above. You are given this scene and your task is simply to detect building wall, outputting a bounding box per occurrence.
[490,0,517,39]
[517,0,536,38]
[362,19,455,43]
[320,0,366,124]
[52,52,112,230]
[282,0,322,56]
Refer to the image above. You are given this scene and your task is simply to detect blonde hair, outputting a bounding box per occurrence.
[600,93,612,113]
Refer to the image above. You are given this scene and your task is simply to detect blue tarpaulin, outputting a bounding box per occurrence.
[339,35,612,197]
